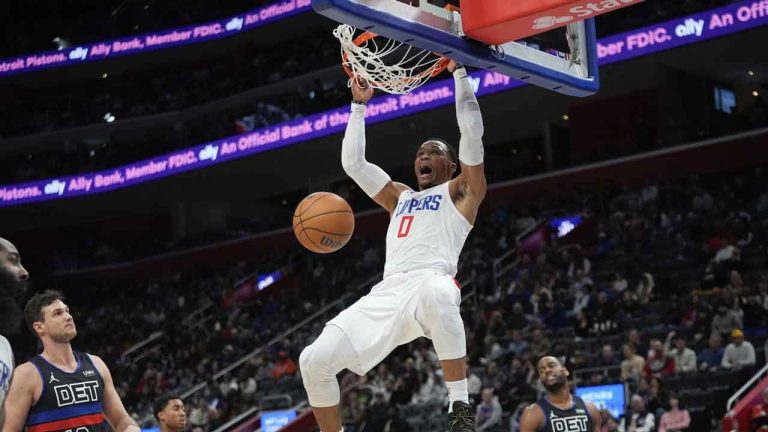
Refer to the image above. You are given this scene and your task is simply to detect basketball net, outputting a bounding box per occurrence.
[333,24,449,95]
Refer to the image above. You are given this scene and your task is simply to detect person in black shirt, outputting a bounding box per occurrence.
[519,356,601,432]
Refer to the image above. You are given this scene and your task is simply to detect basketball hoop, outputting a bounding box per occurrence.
[333,24,450,95]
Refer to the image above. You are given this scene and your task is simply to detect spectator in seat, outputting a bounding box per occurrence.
[529,328,551,359]
[698,333,724,372]
[711,304,744,338]
[722,329,756,371]
[475,388,502,432]
[621,343,646,383]
[627,329,648,357]
[599,344,620,369]
[751,387,768,432]
[644,338,675,379]
[272,350,297,380]
[467,360,483,404]
[658,394,690,432]
[663,332,697,373]
[591,291,619,335]
[507,329,529,356]
[620,394,655,432]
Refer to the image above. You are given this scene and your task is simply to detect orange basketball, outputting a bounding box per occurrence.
[293,192,355,253]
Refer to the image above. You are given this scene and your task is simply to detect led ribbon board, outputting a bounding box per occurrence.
[0,1,766,207]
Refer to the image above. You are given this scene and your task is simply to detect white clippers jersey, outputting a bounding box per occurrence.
[0,335,13,410]
[384,182,472,278]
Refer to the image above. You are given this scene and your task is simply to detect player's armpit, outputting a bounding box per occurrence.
[458,162,487,201]
[2,363,39,432]
[519,404,544,432]
[373,181,410,214]
[89,355,139,432]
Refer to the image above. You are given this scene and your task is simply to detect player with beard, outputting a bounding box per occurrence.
[0,238,30,426]
[520,356,602,432]
[2,290,139,431]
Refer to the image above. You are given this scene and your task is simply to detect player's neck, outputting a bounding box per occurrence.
[546,387,573,407]
[42,341,76,370]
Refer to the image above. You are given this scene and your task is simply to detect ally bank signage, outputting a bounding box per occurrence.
[0,1,766,206]
[0,0,312,77]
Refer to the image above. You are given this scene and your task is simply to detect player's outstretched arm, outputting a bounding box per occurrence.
[448,61,487,223]
[341,76,409,214]
[89,354,140,432]
[2,362,38,431]
[519,404,544,432]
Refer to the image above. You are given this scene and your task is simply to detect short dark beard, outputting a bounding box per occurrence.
[543,376,568,393]
[0,266,26,335]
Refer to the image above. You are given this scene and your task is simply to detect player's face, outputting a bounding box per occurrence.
[0,239,29,334]
[160,399,187,431]
[37,299,77,343]
[537,356,569,392]
[414,141,456,190]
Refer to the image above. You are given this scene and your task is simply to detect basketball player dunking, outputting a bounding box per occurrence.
[519,356,602,432]
[300,61,486,432]
[2,290,140,432]
[0,238,30,426]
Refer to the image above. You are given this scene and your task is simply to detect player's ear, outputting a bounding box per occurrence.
[33,321,45,337]
[449,161,457,175]
[564,368,570,378]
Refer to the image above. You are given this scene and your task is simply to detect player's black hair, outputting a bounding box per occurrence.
[423,138,458,165]
[24,290,65,337]
[154,394,183,420]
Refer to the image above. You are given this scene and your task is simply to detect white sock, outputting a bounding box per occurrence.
[446,379,469,412]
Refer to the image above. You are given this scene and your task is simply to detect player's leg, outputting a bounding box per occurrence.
[415,274,476,431]
[299,325,361,432]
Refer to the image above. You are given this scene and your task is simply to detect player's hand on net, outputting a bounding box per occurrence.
[351,74,373,104]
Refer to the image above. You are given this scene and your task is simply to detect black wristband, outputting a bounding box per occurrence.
[352,100,367,106]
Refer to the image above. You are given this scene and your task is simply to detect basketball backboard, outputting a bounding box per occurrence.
[312,0,611,96]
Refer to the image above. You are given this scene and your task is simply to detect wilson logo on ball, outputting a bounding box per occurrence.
[293,192,355,254]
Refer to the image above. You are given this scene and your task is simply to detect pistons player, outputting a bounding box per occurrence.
[2,290,139,431]
[520,356,602,432]
[300,60,486,432]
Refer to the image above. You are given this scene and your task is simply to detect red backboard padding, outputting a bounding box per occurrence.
[460,0,643,44]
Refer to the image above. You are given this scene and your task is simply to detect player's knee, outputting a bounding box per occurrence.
[299,344,328,383]
[299,343,341,407]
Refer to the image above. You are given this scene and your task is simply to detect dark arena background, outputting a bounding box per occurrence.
[2,0,768,431]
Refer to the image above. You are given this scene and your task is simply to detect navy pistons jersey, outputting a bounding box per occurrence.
[26,352,105,432]
[384,182,472,278]
[536,395,594,432]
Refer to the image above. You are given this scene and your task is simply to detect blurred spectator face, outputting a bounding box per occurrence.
[512,330,523,341]
[675,337,686,351]
[481,388,493,404]
[709,333,722,349]
[513,303,524,314]
[533,329,543,341]
[622,344,635,359]
[488,362,498,374]
[598,292,608,304]
[602,345,614,361]
[650,339,663,353]
[669,396,679,410]
[630,395,645,413]
[629,329,641,345]
[731,329,745,346]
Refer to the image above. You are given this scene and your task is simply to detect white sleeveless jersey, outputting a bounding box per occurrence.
[0,335,13,411]
[384,182,472,278]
